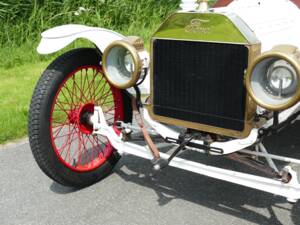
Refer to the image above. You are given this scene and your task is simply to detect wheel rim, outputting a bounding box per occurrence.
[50,66,124,172]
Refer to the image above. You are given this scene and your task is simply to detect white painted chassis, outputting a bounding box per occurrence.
[36,0,300,202]
[90,102,300,203]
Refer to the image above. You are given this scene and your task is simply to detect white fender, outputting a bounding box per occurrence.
[37,24,125,54]
[37,24,151,94]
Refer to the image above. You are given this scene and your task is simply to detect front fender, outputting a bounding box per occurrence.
[37,24,125,54]
[37,24,151,94]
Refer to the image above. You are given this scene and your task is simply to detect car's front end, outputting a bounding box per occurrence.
[29,0,300,203]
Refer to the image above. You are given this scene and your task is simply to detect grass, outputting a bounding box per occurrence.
[0,0,217,144]
[0,38,97,144]
[0,0,178,143]
[0,0,179,52]
[0,61,50,143]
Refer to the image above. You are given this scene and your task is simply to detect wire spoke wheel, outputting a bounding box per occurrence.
[28,48,132,187]
[50,66,124,172]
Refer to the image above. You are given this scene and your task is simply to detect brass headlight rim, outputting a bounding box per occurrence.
[102,40,142,89]
[246,51,300,111]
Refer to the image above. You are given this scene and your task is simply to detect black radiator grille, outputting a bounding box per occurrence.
[152,39,249,131]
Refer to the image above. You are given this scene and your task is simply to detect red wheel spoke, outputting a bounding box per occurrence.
[102,100,115,107]
[80,133,91,164]
[85,70,95,101]
[64,126,79,163]
[72,79,90,103]
[81,69,89,101]
[92,70,98,102]
[76,134,84,166]
[93,73,105,98]
[104,105,115,113]
[54,100,71,115]
[53,124,68,139]
[57,124,75,154]
[55,128,78,139]
[72,73,78,108]
[52,121,70,129]
[86,69,98,101]
[86,134,96,161]
[50,65,123,172]
[59,88,74,109]
[95,89,111,105]
[52,113,68,123]
[64,82,84,105]
[94,81,108,102]
[95,135,108,147]
[68,129,79,162]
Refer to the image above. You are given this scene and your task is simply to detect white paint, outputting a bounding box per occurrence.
[143,109,180,140]
[180,0,199,11]
[144,108,258,155]
[91,106,300,202]
[263,101,300,128]
[180,0,300,51]
[144,102,300,155]
[37,24,125,54]
[210,129,258,155]
[214,0,300,51]
[37,24,151,94]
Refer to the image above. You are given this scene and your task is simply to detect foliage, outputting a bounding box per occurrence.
[0,0,181,68]
[0,0,181,142]
[0,62,49,143]
[0,0,179,47]
[0,0,217,143]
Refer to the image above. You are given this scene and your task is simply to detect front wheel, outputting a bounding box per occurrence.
[28,48,132,187]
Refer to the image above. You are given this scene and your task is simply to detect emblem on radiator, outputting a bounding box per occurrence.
[185,19,210,34]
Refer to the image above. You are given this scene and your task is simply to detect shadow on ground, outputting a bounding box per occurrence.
[50,122,300,225]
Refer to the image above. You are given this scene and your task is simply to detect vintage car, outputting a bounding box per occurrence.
[28,0,300,203]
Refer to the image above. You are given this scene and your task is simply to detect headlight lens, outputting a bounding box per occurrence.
[246,46,300,111]
[266,60,298,97]
[124,51,135,74]
[102,38,143,89]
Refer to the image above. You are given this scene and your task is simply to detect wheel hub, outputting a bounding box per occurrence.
[68,103,95,134]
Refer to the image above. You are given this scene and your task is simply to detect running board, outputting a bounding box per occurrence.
[91,107,300,203]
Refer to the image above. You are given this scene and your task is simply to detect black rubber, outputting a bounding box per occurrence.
[28,48,132,188]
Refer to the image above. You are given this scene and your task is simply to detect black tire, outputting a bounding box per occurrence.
[28,48,132,188]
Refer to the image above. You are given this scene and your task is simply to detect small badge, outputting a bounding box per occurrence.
[185,19,210,34]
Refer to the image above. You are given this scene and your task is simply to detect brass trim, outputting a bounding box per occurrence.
[148,36,249,46]
[245,45,300,111]
[102,37,143,89]
[149,37,261,139]
[152,12,259,45]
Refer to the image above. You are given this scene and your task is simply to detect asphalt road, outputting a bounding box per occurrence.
[1,123,300,225]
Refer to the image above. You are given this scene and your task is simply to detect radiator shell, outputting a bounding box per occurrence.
[153,39,248,132]
[149,12,261,138]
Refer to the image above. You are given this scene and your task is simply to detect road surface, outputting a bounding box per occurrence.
[1,123,300,225]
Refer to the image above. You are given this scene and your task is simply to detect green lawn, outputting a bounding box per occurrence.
[0,0,182,144]
[0,61,50,143]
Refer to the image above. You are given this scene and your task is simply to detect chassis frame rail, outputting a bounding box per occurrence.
[91,106,300,203]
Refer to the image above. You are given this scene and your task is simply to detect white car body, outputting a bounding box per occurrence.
[36,0,300,203]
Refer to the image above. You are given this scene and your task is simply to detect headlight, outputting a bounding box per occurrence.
[124,51,135,73]
[246,45,300,111]
[102,36,148,89]
[266,60,298,96]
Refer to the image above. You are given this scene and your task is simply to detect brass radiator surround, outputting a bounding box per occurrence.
[148,40,260,138]
[148,12,261,138]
